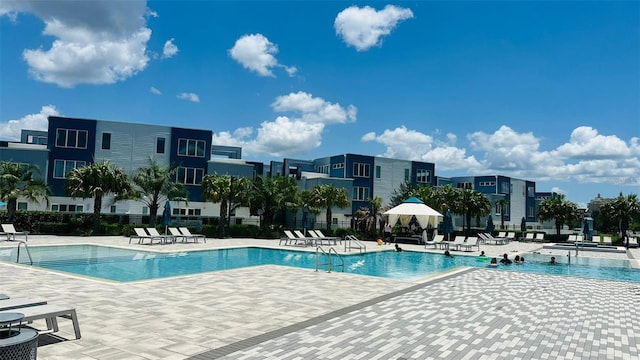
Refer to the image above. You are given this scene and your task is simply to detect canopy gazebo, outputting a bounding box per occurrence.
[383,197,443,242]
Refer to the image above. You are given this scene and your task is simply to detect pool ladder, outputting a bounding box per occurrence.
[315,246,344,273]
[344,235,366,253]
[14,240,33,265]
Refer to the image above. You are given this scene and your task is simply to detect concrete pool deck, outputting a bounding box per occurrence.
[1,235,639,359]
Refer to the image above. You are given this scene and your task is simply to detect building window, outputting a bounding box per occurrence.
[501,182,510,193]
[375,166,381,179]
[55,129,88,149]
[156,137,166,154]
[353,186,369,201]
[316,165,329,174]
[76,205,84,212]
[457,182,472,189]
[53,160,86,179]
[416,169,430,183]
[187,208,202,216]
[51,204,58,211]
[479,181,496,187]
[101,132,111,150]
[177,138,206,157]
[17,202,27,210]
[332,163,344,169]
[27,135,47,144]
[353,163,370,177]
[142,207,149,215]
[51,204,83,212]
[527,186,535,197]
[527,206,534,218]
[176,167,204,185]
[110,205,116,213]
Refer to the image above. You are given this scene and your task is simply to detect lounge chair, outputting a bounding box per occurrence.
[130,228,161,245]
[146,227,174,244]
[446,236,466,251]
[460,237,479,252]
[534,233,545,242]
[179,227,206,243]
[1,224,29,242]
[308,230,338,246]
[479,233,507,245]
[506,232,516,241]
[602,236,612,245]
[282,230,307,246]
[168,227,188,243]
[496,231,507,238]
[294,230,316,246]
[314,230,341,244]
[0,297,47,311]
[567,234,577,242]
[524,233,535,242]
[425,234,444,249]
[0,304,81,339]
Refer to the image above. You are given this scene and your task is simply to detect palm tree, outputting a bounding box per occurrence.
[248,176,299,229]
[537,194,579,237]
[455,188,491,236]
[495,198,509,229]
[202,174,252,236]
[66,161,132,233]
[309,184,351,232]
[600,192,640,248]
[389,179,417,207]
[129,157,188,228]
[0,161,50,222]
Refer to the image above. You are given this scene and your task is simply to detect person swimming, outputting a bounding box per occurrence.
[489,257,498,267]
[395,243,403,252]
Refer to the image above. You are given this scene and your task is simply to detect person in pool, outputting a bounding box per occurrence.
[514,255,521,264]
[489,257,498,267]
[395,243,403,252]
[480,251,486,257]
[444,250,452,257]
[549,256,556,264]
[500,253,512,265]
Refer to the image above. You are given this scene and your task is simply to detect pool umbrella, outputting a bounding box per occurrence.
[162,201,172,235]
[443,210,454,242]
[486,216,495,234]
[302,204,309,236]
[583,220,591,241]
[520,217,526,232]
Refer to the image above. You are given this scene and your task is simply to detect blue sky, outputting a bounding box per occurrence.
[1,1,638,206]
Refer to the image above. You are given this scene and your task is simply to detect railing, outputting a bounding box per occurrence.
[15,240,33,265]
[344,235,366,253]
[315,246,344,273]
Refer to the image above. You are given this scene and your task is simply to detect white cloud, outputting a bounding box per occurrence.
[2,0,152,87]
[177,92,199,102]
[0,105,59,141]
[363,124,639,186]
[228,33,297,77]
[150,86,161,95]
[162,38,178,59]
[211,92,356,157]
[334,5,414,51]
[271,91,357,124]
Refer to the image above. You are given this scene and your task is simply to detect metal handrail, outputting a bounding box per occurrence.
[315,246,330,272]
[327,247,344,273]
[16,240,33,265]
[344,235,367,253]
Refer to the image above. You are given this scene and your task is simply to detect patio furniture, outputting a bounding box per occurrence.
[178,227,206,243]
[0,304,81,339]
[1,224,28,242]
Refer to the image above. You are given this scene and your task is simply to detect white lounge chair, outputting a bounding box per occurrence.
[534,233,545,242]
[146,227,174,244]
[130,228,153,244]
[460,237,479,252]
[282,230,310,246]
[524,233,535,242]
[602,236,612,245]
[568,234,577,242]
[314,230,341,244]
[1,224,29,241]
[447,236,466,251]
[178,227,206,243]
[425,234,444,249]
[0,298,47,311]
[0,304,81,339]
[506,232,516,241]
[308,230,338,245]
[294,230,316,246]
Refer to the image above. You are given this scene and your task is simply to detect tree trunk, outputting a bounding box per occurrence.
[555,220,561,237]
[7,198,17,223]
[149,202,159,228]
[465,212,471,237]
[326,208,332,232]
[93,195,102,234]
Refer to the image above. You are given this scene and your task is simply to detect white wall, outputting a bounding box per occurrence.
[373,157,412,207]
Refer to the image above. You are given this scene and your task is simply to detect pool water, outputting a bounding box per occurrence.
[0,245,638,283]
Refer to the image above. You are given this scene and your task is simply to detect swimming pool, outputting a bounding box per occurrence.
[1,245,638,282]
